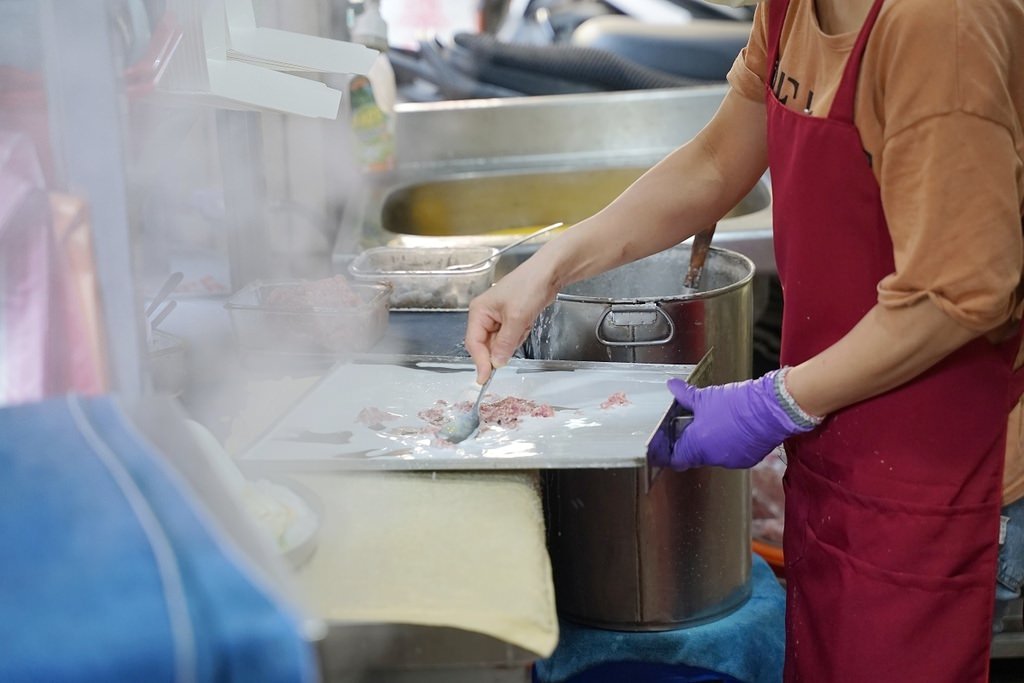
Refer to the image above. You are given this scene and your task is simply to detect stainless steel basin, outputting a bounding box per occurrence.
[380,166,770,238]
[334,87,775,275]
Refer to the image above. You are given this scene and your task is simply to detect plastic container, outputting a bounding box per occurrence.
[347,246,499,310]
[224,278,391,354]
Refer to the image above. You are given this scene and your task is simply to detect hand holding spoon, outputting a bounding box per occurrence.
[439,369,495,444]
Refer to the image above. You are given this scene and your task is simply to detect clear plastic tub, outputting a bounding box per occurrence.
[225,277,391,354]
[347,246,498,310]
[148,330,187,396]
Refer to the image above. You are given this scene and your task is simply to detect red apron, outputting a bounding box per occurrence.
[765,0,1024,680]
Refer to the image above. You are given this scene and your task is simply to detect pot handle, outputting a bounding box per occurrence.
[594,303,676,346]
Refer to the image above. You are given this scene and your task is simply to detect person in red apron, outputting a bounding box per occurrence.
[463,0,1024,679]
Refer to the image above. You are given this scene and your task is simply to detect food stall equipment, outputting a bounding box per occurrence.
[527,244,754,630]
[332,87,776,278]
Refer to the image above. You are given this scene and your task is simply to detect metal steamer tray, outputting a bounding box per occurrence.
[237,354,702,472]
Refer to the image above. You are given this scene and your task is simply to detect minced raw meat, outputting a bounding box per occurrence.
[257,275,381,353]
[356,406,398,427]
[478,396,555,428]
[417,400,450,426]
[415,395,555,433]
[264,275,361,309]
[600,391,630,409]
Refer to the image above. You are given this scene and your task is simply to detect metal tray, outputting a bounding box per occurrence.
[236,354,698,472]
[348,246,498,310]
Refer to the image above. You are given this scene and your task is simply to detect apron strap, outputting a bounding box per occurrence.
[765,0,792,90]
[829,0,887,123]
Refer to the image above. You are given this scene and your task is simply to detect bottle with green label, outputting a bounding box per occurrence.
[348,74,394,173]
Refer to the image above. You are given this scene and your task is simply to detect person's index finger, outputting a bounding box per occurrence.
[468,348,492,385]
[465,307,497,383]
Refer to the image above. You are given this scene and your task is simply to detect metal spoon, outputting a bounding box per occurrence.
[439,369,495,444]
[444,222,565,271]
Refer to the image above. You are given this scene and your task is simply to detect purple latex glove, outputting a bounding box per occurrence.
[661,370,819,470]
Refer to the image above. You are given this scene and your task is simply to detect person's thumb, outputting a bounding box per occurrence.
[671,428,703,469]
[473,355,493,385]
[666,377,698,410]
[489,328,523,369]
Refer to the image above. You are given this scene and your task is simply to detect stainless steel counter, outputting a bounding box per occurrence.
[317,624,534,683]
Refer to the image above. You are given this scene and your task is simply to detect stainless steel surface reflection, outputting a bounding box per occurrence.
[530,244,755,631]
[527,245,754,381]
[333,87,776,277]
[542,464,752,631]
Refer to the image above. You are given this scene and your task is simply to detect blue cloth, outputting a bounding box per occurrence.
[534,555,786,683]
[534,661,745,683]
[0,395,318,683]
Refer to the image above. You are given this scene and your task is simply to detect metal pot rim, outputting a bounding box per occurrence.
[554,246,756,304]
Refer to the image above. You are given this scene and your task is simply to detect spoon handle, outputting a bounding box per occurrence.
[488,222,564,261]
[446,222,564,271]
[472,369,496,412]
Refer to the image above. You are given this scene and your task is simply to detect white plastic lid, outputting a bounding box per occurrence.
[352,0,388,51]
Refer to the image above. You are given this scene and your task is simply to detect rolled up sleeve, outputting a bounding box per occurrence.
[877,112,1023,332]
[726,4,769,103]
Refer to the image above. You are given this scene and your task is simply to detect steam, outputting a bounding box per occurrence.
[0,0,423,675]
[1,2,479,678]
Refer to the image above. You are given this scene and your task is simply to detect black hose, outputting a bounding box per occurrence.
[445,43,604,96]
[451,32,707,93]
[389,43,526,100]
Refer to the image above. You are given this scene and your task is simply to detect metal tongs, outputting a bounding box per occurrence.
[444,222,564,271]
[146,271,183,332]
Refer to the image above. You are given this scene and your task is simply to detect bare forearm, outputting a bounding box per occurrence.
[520,153,714,295]
[464,90,768,380]
[521,91,768,294]
[786,299,983,417]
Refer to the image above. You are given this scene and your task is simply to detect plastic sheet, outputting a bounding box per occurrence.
[238,355,697,471]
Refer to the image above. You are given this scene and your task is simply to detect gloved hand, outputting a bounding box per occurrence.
[659,369,821,470]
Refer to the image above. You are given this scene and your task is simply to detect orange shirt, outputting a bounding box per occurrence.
[727,0,1024,503]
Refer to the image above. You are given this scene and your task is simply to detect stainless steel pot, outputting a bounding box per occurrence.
[528,244,755,631]
[527,245,754,384]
